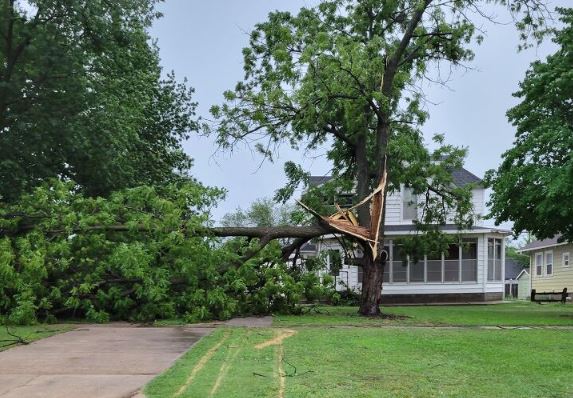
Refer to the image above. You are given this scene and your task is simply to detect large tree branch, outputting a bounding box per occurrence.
[324,124,355,147]
[392,0,433,65]
[2,222,332,238]
[374,0,432,182]
[399,31,455,67]
[1,219,335,267]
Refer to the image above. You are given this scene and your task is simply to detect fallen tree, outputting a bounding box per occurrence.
[0,181,339,324]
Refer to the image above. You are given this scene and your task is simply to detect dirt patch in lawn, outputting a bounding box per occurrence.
[255,329,297,350]
[174,330,231,397]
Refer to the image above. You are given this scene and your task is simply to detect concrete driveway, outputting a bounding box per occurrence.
[0,325,213,398]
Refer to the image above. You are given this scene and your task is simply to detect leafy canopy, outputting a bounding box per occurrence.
[486,8,573,242]
[0,0,196,202]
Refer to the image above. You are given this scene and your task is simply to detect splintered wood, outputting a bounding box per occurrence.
[298,170,387,260]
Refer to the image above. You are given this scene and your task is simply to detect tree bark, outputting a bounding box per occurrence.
[358,254,384,316]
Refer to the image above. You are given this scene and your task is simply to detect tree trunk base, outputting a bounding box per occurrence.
[358,257,384,316]
[358,303,381,316]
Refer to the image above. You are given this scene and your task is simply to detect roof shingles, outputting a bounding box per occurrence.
[520,236,566,252]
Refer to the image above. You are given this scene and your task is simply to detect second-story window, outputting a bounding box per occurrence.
[402,187,417,221]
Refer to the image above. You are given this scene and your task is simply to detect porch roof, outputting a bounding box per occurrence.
[384,224,511,236]
[315,224,510,241]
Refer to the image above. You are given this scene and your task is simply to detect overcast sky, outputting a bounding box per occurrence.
[150,0,568,223]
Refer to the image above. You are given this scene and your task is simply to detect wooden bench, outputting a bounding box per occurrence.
[531,288,568,304]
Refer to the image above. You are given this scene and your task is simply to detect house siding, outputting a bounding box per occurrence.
[384,191,402,224]
[383,186,485,226]
[472,188,485,225]
[529,243,573,292]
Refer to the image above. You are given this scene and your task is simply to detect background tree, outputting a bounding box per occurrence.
[210,0,548,315]
[506,244,530,268]
[221,198,297,228]
[486,8,573,242]
[0,0,196,202]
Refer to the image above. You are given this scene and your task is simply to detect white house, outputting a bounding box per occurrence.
[302,168,510,303]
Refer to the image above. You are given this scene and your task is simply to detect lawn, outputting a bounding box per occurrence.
[0,324,71,351]
[144,303,573,398]
[275,302,573,327]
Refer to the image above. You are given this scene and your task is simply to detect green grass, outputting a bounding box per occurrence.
[0,324,71,351]
[145,328,280,398]
[274,302,573,327]
[145,326,573,398]
[144,304,573,397]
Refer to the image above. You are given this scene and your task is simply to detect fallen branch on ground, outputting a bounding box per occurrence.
[0,325,30,349]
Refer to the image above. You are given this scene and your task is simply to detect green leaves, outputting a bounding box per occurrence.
[487,8,573,241]
[0,1,197,202]
[0,179,332,324]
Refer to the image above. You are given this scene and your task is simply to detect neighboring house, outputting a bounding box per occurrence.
[504,258,525,299]
[519,236,572,297]
[303,168,510,303]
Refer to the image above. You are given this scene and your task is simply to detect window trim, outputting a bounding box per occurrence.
[545,250,553,277]
[563,252,570,268]
[535,252,543,277]
[487,238,503,282]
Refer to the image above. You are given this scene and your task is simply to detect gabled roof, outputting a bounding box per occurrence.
[516,269,529,280]
[450,168,482,187]
[308,168,482,188]
[300,242,318,252]
[519,236,569,253]
[308,176,332,187]
[505,258,524,280]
